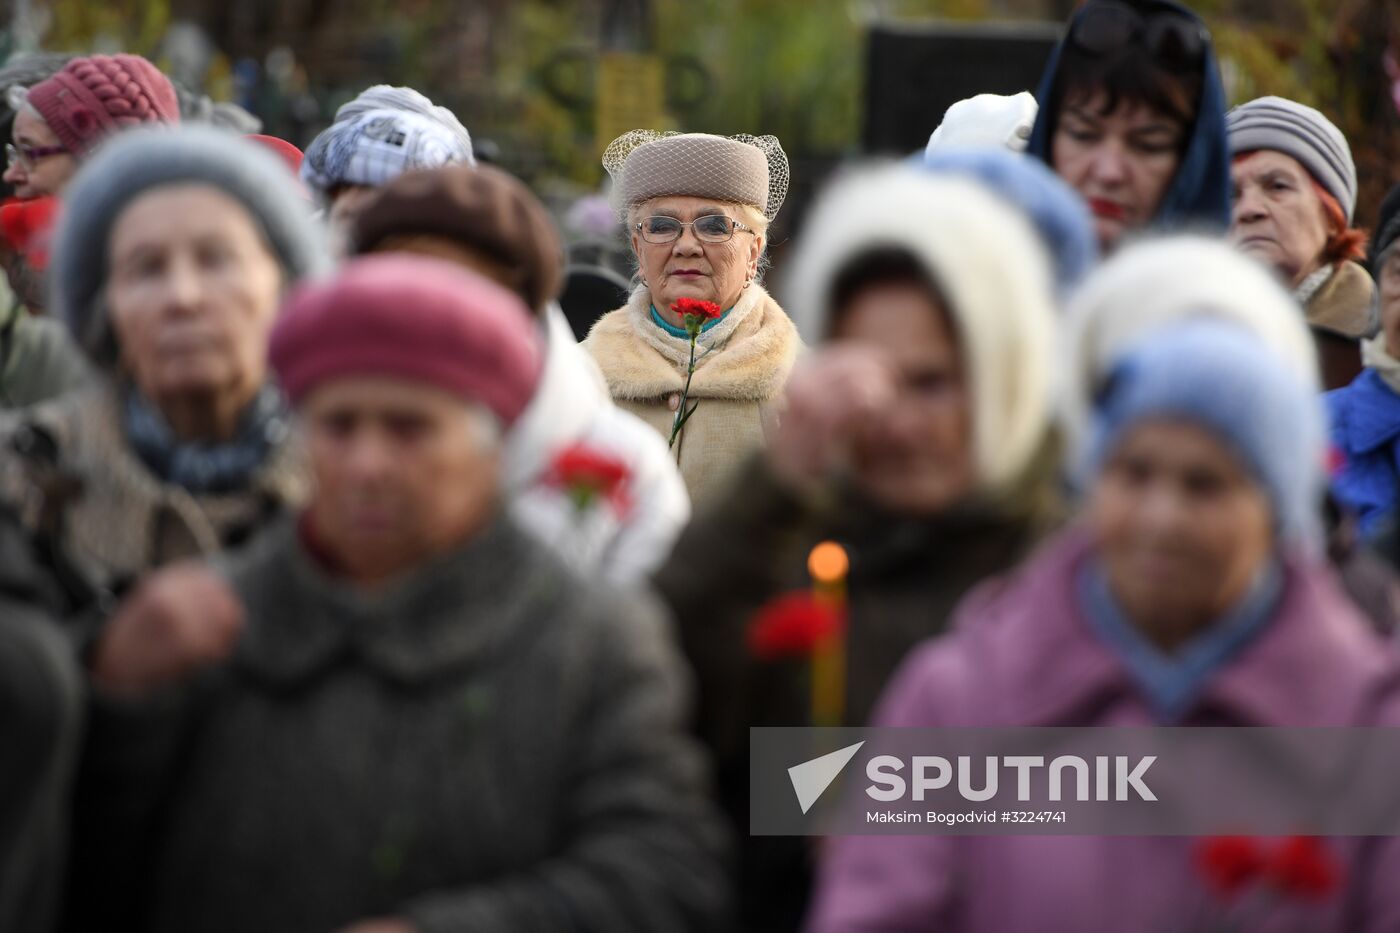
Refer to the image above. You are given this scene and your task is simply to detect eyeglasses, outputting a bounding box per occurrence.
[635,214,754,244]
[6,142,69,171]
[1070,0,1209,74]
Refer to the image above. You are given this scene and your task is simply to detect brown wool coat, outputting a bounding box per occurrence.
[0,380,309,591]
[582,284,801,511]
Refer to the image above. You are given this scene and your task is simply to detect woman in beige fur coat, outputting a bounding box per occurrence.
[583,131,802,509]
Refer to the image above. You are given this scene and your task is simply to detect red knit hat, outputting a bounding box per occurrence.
[246,134,304,176]
[270,254,543,424]
[26,54,180,158]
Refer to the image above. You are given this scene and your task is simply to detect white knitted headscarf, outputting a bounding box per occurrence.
[1061,235,1320,466]
[783,164,1058,494]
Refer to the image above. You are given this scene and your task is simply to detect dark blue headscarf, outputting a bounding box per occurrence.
[1024,0,1230,236]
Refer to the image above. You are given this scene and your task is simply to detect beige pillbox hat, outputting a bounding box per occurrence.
[602,130,789,220]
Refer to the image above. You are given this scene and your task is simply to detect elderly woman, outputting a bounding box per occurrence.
[656,166,1062,932]
[1025,0,1230,253]
[0,126,327,608]
[67,255,730,933]
[806,319,1400,933]
[582,130,801,508]
[3,54,180,286]
[4,53,179,200]
[1327,185,1400,535]
[0,54,178,403]
[347,163,690,584]
[1228,96,1372,389]
[301,84,475,245]
[1062,236,1400,634]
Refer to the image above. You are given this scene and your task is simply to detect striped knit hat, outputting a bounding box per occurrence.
[1227,96,1357,222]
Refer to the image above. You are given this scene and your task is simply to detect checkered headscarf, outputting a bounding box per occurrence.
[301,99,475,197]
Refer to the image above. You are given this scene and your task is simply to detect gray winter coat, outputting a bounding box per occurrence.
[65,513,732,933]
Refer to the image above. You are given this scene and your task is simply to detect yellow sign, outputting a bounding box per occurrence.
[596,52,665,151]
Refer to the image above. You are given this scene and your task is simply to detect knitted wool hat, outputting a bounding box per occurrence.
[50,125,330,366]
[246,134,304,176]
[1227,96,1358,223]
[1089,320,1325,547]
[1062,235,1320,459]
[918,146,1098,295]
[270,254,543,425]
[925,91,1038,154]
[26,54,179,157]
[783,164,1058,493]
[349,164,564,316]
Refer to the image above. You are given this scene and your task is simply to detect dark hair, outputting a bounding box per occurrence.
[827,247,944,336]
[1052,39,1202,138]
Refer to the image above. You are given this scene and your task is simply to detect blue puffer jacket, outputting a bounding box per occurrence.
[1024,0,1231,236]
[1326,368,1400,536]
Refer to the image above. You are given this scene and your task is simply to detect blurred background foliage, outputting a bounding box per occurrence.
[7,0,1400,223]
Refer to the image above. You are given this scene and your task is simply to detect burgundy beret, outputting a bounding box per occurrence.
[270,254,543,424]
[27,54,180,157]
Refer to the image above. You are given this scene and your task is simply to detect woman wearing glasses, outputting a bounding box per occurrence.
[582,130,801,508]
[0,55,178,406]
[1025,0,1230,253]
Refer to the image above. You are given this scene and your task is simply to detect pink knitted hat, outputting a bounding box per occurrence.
[26,54,180,158]
[270,254,544,424]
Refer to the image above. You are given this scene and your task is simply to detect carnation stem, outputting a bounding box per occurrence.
[668,331,700,449]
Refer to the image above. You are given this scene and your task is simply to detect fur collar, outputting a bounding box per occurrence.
[1305,260,1377,340]
[582,283,801,402]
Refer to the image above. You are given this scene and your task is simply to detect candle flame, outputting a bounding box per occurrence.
[808,541,849,585]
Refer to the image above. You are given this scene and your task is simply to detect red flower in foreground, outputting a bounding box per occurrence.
[0,197,59,268]
[542,443,632,517]
[672,297,723,322]
[1195,836,1267,898]
[1266,836,1341,900]
[1326,444,1347,479]
[748,592,843,661]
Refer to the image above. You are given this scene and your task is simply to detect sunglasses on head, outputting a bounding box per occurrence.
[1070,0,1209,74]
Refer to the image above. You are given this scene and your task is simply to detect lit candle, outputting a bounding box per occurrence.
[808,540,849,728]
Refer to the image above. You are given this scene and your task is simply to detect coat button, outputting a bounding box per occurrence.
[667,393,681,411]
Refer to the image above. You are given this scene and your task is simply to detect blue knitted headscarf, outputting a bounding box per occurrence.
[1087,320,1326,549]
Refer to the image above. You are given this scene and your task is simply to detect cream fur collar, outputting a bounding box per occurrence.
[582,283,801,402]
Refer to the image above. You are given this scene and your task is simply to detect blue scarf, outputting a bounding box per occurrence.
[125,385,289,494]
[1077,558,1282,723]
[649,304,730,339]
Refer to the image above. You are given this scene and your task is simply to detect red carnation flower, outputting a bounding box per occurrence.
[0,197,59,269]
[748,592,843,661]
[1195,836,1267,898]
[542,443,632,517]
[672,297,723,322]
[1266,836,1340,900]
[1326,444,1346,479]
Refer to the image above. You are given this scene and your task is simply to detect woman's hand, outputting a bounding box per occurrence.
[90,562,244,698]
[765,345,897,493]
